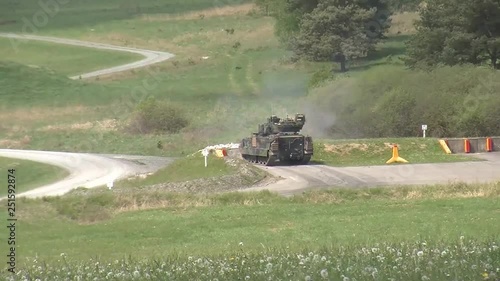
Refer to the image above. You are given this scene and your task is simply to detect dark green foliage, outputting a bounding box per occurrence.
[127,96,189,134]
[290,0,379,71]
[404,0,500,69]
[255,0,392,71]
[313,65,500,138]
[385,0,422,11]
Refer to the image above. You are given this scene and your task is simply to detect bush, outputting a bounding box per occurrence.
[308,67,334,89]
[127,97,189,134]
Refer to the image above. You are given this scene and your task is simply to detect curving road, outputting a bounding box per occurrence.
[244,152,500,196]
[0,33,175,79]
[0,149,174,199]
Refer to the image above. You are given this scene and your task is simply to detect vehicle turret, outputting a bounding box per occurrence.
[257,113,306,136]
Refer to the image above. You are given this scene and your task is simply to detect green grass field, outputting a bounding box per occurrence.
[0,156,69,196]
[119,154,237,187]
[1,182,498,278]
[0,37,142,76]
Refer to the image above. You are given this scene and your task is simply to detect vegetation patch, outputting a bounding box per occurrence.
[126,96,190,134]
[0,156,69,196]
[119,153,272,189]
[6,238,499,281]
[4,182,499,265]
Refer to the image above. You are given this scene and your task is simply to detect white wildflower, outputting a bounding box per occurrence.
[320,269,328,278]
[417,251,424,257]
[239,242,244,246]
[305,276,312,281]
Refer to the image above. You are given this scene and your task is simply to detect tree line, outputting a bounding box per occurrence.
[254,0,500,71]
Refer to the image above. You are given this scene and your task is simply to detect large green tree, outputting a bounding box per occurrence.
[288,0,381,72]
[255,0,391,44]
[404,0,500,69]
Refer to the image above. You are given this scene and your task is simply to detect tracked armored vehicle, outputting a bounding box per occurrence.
[239,113,313,166]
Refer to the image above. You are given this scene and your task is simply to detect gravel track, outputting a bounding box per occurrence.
[0,149,174,199]
[243,153,500,196]
[0,33,175,79]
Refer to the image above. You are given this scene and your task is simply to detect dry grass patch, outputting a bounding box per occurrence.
[0,105,90,123]
[82,33,204,57]
[323,143,389,155]
[138,3,258,22]
[0,135,31,149]
[37,119,119,132]
[173,22,277,50]
[299,181,500,203]
[388,12,419,35]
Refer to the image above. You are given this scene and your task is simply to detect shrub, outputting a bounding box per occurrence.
[127,97,189,134]
[308,66,334,89]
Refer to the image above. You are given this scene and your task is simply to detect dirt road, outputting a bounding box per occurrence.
[0,33,174,79]
[244,153,500,196]
[0,149,174,199]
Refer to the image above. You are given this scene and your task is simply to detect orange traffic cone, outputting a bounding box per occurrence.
[386,144,408,164]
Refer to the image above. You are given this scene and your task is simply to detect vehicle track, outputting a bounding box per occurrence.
[0,33,175,79]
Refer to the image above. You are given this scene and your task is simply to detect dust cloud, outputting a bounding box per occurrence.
[300,102,337,138]
[200,70,339,140]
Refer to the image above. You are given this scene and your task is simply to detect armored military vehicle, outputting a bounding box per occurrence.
[239,113,313,166]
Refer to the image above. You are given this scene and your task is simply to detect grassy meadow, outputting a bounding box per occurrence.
[0,181,499,279]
